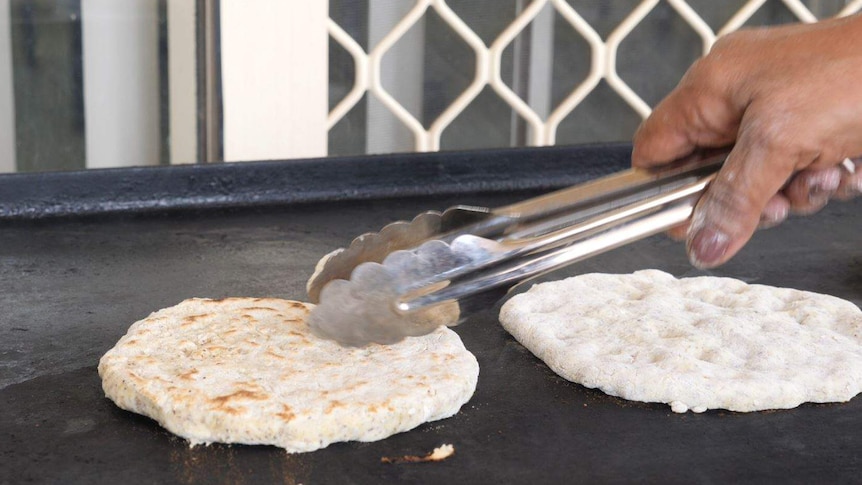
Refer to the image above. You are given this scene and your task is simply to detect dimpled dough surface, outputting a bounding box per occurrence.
[499,270,862,413]
[99,298,479,452]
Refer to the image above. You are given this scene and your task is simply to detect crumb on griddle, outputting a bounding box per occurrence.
[381,444,455,464]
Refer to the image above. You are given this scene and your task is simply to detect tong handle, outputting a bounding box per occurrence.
[493,148,727,223]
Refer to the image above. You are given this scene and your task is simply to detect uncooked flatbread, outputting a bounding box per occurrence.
[99,298,478,452]
[500,270,862,413]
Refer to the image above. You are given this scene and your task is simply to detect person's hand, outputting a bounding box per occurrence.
[632,14,862,269]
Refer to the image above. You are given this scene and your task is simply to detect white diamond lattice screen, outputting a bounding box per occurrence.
[328,0,862,152]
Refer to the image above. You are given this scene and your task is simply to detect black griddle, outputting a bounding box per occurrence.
[2,145,861,484]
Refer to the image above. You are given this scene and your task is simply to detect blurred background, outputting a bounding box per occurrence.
[0,0,858,173]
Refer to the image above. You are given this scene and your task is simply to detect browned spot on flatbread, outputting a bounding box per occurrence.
[189,313,215,321]
[265,349,286,360]
[125,339,140,346]
[221,406,246,416]
[276,404,296,422]
[181,313,215,327]
[178,369,199,381]
[325,401,345,414]
[343,380,371,393]
[209,390,269,412]
[244,306,279,312]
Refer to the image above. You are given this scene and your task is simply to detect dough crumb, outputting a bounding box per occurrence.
[381,444,455,464]
[670,401,689,413]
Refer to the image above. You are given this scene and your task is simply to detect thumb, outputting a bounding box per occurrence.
[686,139,795,268]
[632,92,701,168]
[632,69,741,168]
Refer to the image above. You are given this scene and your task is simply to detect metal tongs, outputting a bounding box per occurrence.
[307,149,727,346]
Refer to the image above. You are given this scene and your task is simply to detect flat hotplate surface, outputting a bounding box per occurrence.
[2,192,861,484]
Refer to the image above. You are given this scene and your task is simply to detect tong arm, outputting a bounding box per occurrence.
[397,173,716,315]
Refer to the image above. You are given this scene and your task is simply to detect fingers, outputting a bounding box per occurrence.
[836,158,862,200]
[759,194,790,229]
[686,138,796,269]
[666,191,786,245]
[782,166,842,215]
[666,223,688,242]
[681,158,854,263]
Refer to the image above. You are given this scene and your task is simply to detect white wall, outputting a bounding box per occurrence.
[81,0,160,169]
[0,0,15,173]
[219,0,328,162]
[167,0,197,165]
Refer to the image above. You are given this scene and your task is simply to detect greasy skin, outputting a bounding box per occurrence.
[632,14,862,268]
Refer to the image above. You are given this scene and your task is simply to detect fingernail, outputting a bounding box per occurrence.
[688,227,731,268]
[838,178,862,199]
[759,204,788,229]
[808,191,830,203]
[809,172,841,200]
[805,195,830,210]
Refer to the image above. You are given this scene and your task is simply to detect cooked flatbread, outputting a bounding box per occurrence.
[99,298,478,452]
[500,270,862,413]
